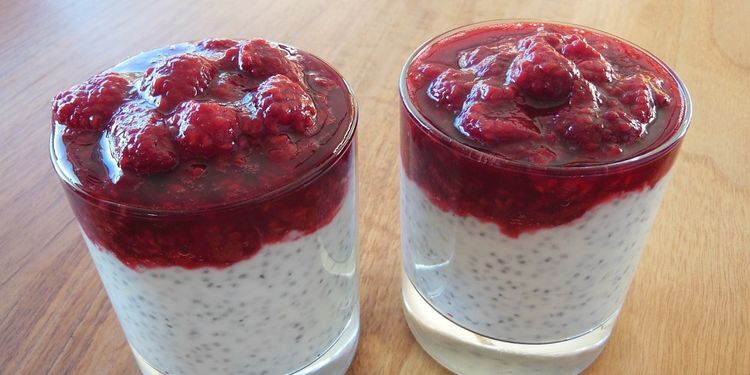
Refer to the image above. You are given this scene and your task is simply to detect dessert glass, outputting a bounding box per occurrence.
[399,20,691,374]
[51,39,359,375]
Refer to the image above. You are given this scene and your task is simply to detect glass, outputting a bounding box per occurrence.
[50,57,360,375]
[399,20,691,374]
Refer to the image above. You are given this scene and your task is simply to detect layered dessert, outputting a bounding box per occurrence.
[400,22,688,345]
[51,38,358,374]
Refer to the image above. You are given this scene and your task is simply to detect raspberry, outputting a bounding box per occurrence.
[561,35,601,59]
[602,109,643,143]
[508,36,575,102]
[455,102,538,144]
[554,79,644,150]
[613,74,658,123]
[408,63,449,88]
[52,73,130,131]
[239,38,305,85]
[237,112,265,137]
[108,104,179,174]
[246,74,317,134]
[427,68,474,110]
[650,78,672,107]
[561,35,613,83]
[197,38,239,51]
[553,106,609,152]
[568,79,600,107]
[140,54,218,111]
[168,102,240,159]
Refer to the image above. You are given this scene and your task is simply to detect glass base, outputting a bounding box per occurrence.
[133,306,360,375]
[402,272,614,374]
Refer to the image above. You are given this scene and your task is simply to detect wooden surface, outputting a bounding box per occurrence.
[1,0,748,374]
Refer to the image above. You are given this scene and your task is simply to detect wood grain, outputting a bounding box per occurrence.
[0,0,747,374]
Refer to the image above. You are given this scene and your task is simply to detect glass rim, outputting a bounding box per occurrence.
[50,40,358,217]
[398,19,693,175]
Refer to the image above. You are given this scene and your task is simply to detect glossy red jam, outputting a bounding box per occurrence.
[401,22,688,237]
[52,39,356,269]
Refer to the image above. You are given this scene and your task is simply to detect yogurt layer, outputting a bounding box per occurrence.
[401,172,671,343]
[87,183,357,375]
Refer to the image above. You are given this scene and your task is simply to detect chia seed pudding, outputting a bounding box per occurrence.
[399,20,690,370]
[51,38,359,374]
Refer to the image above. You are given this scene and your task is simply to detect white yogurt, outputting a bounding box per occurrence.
[401,172,670,343]
[85,183,358,375]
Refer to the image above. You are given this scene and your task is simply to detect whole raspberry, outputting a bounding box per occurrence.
[568,79,600,107]
[140,54,218,111]
[197,38,239,51]
[552,106,610,152]
[602,109,643,143]
[239,38,305,85]
[246,74,317,134]
[237,112,264,137]
[52,73,130,131]
[561,35,613,83]
[168,102,240,159]
[408,63,450,88]
[507,36,576,102]
[613,74,659,124]
[427,68,474,111]
[108,104,179,174]
[554,79,644,151]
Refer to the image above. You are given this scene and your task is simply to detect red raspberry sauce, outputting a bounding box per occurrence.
[52,39,355,269]
[402,22,688,237]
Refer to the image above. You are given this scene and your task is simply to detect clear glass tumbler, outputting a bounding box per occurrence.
[51,40,359,375]
[399,21,691,374]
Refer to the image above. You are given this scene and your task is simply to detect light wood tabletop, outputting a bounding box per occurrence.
[1,0,748,374]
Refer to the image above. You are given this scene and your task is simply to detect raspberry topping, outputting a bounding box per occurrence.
[239,38,305,85]
[197,38,239,51]
[51,38,355,269]
[140,54,218,111]
[246,74,317,134]
[459,43,517,78]
[402,22,686,237]
[108,104,179,174]
[407,63,449,88]
[507,35,576,102]
[427,68,474,110]
[209,72,252,101]
[408,22,680,165]
[455,82,539,143]
[561,34,614,83]
[612,74,660,124]
[51,38,348,207]
[53,73,130,131]
[169,102,240,159]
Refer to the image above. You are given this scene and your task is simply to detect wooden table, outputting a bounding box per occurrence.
[1,0,748,374]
